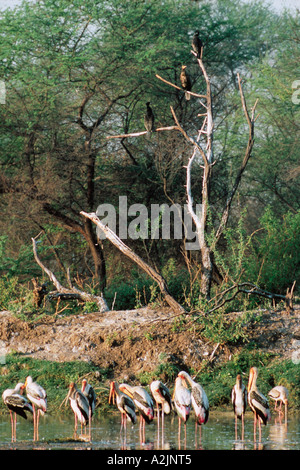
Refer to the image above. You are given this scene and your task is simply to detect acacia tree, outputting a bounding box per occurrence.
[0,0,280,305]
[246,11,300,215]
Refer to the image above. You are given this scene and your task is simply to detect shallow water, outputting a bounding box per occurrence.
[0,410,299,450]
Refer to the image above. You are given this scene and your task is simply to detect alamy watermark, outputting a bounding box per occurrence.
[96,196,201,250]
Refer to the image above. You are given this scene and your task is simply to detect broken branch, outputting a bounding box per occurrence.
[106,126,179,140]
[80,211,186,314]
[31,237,109,312]
[155,73,207,99]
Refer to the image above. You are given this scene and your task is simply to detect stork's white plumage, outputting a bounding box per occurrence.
[109,381,136,432]
[67,382,89,435]
[248,367,271,442]
[231,374,247,439]
[178,371,209,426]
[81,379,97,440]
[173,376,191,424]
[268,385,289,415]
[119,383,154,443]
[81,379,96,415]
[2,382,33,441]
[232,374,247,420]
[150,380,172,419]
[25,375,47,441]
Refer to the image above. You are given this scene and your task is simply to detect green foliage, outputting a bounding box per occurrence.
[0,354,105,413]
[0,0,298,310]
[197,309,258,346]
[244,11,300,215]
[152,352,181,383]
[210,209,253,284]
[0,276,22,310]
[0,236,38,280]
[186,350,300,410]
[245,209,300,293]
[104,275,154,310]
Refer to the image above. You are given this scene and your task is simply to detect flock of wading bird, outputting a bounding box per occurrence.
[1,367,289,445]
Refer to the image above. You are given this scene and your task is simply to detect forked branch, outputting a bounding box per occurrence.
[213,74,258,246]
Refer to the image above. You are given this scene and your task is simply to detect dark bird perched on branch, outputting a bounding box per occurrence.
[144,101,155,135]
[192,30,203,59]
[180,65,192,100]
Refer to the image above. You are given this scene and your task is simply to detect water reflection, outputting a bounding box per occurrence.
[0,411,298,450]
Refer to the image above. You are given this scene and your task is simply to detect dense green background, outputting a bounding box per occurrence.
[0,0,299,416]
[0,0,299,310]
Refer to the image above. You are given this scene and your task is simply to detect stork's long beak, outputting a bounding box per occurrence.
[247,368,253,393]
[65,384,73,407]
[119,384,133,399]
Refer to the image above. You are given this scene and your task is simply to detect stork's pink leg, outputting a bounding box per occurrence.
[9,410,14,442]
[32,404,37,441]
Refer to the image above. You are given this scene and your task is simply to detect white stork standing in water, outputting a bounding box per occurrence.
[67,382,89,437]
[173,376,191,445]
[2,382,33,442]
[24,376,47,441]
[178,370,209,443]
[109,381,136,433]
[268,385,289,417]
[150,380,172,427]
[81,379,97,439]
[248,367,271,442]
[231,374,247,439]
[119,383,154,443]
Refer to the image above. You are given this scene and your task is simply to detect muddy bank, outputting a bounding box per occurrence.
[0,306,299,381]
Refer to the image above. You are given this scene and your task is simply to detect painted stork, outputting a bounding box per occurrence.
[178,371,209,427]
[81,379,97,438]
[2,382,33,442]
[268,386,289,416]
[173,376,191,426]
[67,382,89,436]
[231,374,247,439]
[119,383,154,443]
[150,379,172,426]
[24,375,47,441]
[248,367,271,442]
[109,381,136,432]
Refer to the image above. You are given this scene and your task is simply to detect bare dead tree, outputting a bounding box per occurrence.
[106,48,258,301]
[164,57,258,301]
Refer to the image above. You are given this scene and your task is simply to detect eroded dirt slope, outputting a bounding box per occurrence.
[0,305,299,381]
